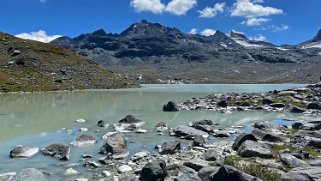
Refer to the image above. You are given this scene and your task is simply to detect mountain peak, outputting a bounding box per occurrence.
[92,29,107,36]
[312,29,321,42]
[230,31,248,40]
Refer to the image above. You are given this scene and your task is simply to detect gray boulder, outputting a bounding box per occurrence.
[160,141,181,154]
[306,102,321,110]
[99,132,129,159]
[192,135,206,147]
[198,167,219,181]
[204,149,220,161]
[237,140,273,158]
[70,134,96,147]
[41,144,70,160]
[190,120,215,133]
[10,146,39,158]
[140,160,167,181]
[13,168,47,181]
[183,159,208,171]
[211,165,262,181]
[290,106,305,113]
[217,100,228,107]
[174,125,209,139]
[280,153,307,168]
[119,115,141,124]
[270,103,286,108]
[163,101,179,112]
[281,166,321,181]
[262,98,274,105]
[232,134,257,151]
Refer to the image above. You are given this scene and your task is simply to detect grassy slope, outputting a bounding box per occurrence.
[0,32,135,92]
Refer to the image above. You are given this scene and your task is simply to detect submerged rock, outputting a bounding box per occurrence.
[10,146,39,158]
[41,144,70,160]
[192,135,206,147]
[99,132,129,159]
[97,120,108,127]
[163,101,179,112]
[173,125,209,139]
[156,122,168,132]
[70,134,96,147]
[13,168,47,181]
[119,115,141,124]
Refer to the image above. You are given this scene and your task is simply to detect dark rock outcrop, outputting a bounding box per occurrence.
[41,144,70,160]
[160,141,181,154]
[140,160,167,181]
[163,101,179,112]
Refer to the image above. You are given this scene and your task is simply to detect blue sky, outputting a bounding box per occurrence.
[0,0,320,45]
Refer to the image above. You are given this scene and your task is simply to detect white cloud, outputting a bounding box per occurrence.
[198,2,225,18]
[231,0,283,26]
[249,34,266,41]
[130,0,165,14]
[130,0,196,15]
[165,0,197,15]
[40,0,46,3]
[271,24,289,32]
[189,28,198,34]
[15,30,62,43]
[242,17,269,26]
[201,29,216,36]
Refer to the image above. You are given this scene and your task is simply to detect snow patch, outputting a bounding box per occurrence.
[231,38,265,48]
[276,47,288,51]
[220,42,227,48]
[301,42,321,49]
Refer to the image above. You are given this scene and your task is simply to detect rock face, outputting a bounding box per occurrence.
[70,134,96,147]
[119,115,141,124]
[140,160,167,181]
[12,168,48,181]
[211,166,262,181]
[41,144,70,160]
[10,146,39,158]
[160,141,181,154]
[163,101,179,112]
[99,132,129,159]
[232,134,257,151]
[173,125,209,139]
[237,140,273,158]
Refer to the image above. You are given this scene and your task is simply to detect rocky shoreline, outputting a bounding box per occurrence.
[1,84,321,181]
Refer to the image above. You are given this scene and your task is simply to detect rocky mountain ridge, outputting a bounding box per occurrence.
[52,20,321,84]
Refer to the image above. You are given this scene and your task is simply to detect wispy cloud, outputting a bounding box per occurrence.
[201,29,216,36]
[130,0,165,14]
[198,2,225,18]
[249,34,267,41]
[189,28,197,34]
[15,30,62,43]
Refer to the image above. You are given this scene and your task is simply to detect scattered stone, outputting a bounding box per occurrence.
[41,144,70,160]
[131,151,149,162]
[173,125,209,139]
[79,128,88,132]
[270,103,286,108]
[190,119,215,133]
[9,146,39,158]
[119,115,142,124]
[140,160,167,181]
[183,159,208,171]
[281,166,321,181]
[84,160,101,168]
[136,129,147,133]
[64,168,79,176]
[99,132,129,159]
[213,130,230,137]
[160,141,181,154]
[75,118,86,123]
[306,102,321,110]
[262,98,274,105]
[163,101,179,111]
[203,149,220,161]
[82,154,93,158]
[12,168,48,181]
[0,172,16,181]
[118,165,133,173]
[192,135,206,147]
[290,106,305,113]
[102,171,112,177]
[198,167,219,181]
[217,100,228,107]
[237,140,273,158]
[232,133,257,151]
[97,120,108,127]
[211,165,262,181]
[156,122,168,132]
[71,134,96,147]
[280,153,307,168]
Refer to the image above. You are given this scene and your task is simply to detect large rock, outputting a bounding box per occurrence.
[159,141,181,154]
[183,159,209,171]
[211,165,262,181]
[262,133,289,143]
[190,120,215,133]
[10,146,39,158]
[262,98,274,105]
[140,160,167,181]
[281,166,321,181]
[192,135,206,147]
[306,102,321,110]
[217,100,228,107]
[163,101,179,112]
[173,125,209,139]
[232,134,257,151]
[119,115,141,124]
[280,153,307,168]
[290,106,305,113]
[155,122,168,132]
[203,149,220,161]
[12,168,47,181]
[70,134,96,147]
[270,103,286,108]
[237,140,273,158]
[198,167,219,181]
[41,144,70,160]
[99,132,129,159]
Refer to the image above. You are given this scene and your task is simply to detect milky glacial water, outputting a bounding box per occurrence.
[0,84,317,180]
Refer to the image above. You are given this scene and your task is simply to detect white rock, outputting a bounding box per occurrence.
[117,165,132,173]
[76,178,88,181]
[131,151,149,161]
[102,132,117,140]
[0,172,16,180]
[102,170,111,177]
[75,118,86,123]
[136,129,147,133]
[64,168,79,176]
[79,128,88,132]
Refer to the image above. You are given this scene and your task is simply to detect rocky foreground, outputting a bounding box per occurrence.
[1,84,321,181]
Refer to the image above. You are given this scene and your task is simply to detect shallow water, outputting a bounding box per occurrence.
[0,84,317,180]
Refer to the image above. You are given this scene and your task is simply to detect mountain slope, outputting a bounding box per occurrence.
[0,32,134,92]
[51,20,321,84]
